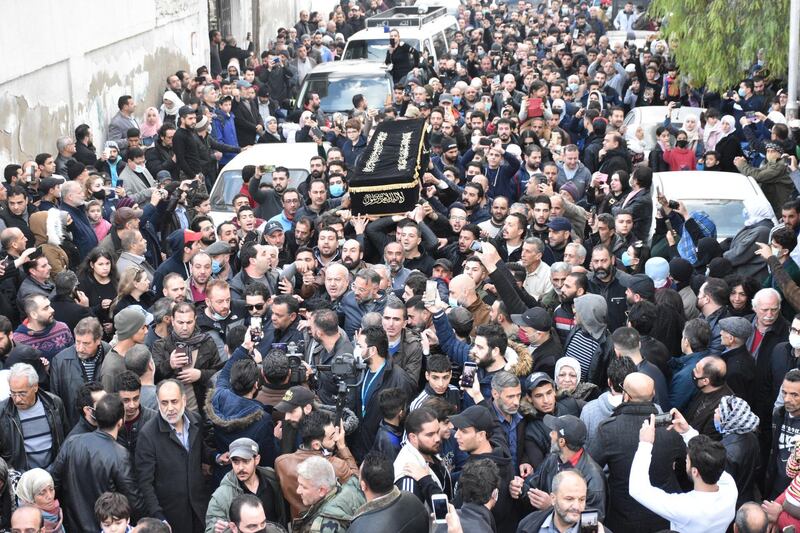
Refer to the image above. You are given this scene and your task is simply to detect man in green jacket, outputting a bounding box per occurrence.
[735,143,796,217]
[205,438,286,532]
[291,456,365,533]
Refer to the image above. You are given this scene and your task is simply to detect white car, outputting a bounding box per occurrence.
[207,143,321,228]
[623,105,706,154]
[651,171,774,240]
[605,30,657,50]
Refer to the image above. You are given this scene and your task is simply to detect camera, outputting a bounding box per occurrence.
[273,342,307,385]
[315,353,366,381]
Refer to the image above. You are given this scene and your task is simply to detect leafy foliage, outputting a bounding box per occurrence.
[648,0,790,90]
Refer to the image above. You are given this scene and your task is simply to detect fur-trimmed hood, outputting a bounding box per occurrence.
[505,339,533,377]
[205,387,265,431]
[519,398,544,421]
[28,209,66,247]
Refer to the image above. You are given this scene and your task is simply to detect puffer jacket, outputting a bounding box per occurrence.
[50,430,145,532]
[205,347,277,482]
[0,391,68,471]
[205,466,286,533]
[291,476,365,533]
[348,486,428,533]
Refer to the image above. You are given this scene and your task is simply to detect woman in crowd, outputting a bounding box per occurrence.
[15,469,64,533]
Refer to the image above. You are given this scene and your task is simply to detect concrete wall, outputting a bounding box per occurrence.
[0,0,209,168]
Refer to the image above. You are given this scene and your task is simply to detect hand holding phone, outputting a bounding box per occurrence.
[423,280,439,307]
[431,494,449,524]
[580,511,599,533]
[460,362,478,389]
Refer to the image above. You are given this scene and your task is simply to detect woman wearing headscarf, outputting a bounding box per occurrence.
[15,468,65,533]
[139,107,162,147]
[723,195,775,282]
[693,236,724,276]
[712,396,760,507]
[663,105,705,160]
[554,356,599,403]
[160,91,183,127]
[714,115,745,172]
[703,108,724,152]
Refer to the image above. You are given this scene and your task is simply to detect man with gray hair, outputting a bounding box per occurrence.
[563,242,587,268]
[144,297,175,349]
[520,237,553,300]
[545,261,572,310]
[60,179,98,256]
[484,371,526,472]
[293,455,365,533]
[341,267,386,339]
[117,229,155,278]
[0,362,68,470]
[124,344,158,410]
[55,136,77,176]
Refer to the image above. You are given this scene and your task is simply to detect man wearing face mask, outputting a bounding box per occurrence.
[759,228,800,319]
[510,307,560,377]
[119,147,156,198]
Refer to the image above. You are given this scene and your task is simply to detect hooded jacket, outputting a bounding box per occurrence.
[152,229,190,295]
[205,347,277,481]
[565,293,615,386]
[723,196,775,282]
[586,268,630,332]
[28,210,69,276]
[212,108,240,166]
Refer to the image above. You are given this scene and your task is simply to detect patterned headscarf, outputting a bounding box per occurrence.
[718,395,760,434]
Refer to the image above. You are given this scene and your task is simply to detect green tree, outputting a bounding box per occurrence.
[649,0,789,91]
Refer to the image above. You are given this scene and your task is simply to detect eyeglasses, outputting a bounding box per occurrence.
[9,390,31,399]
[246,303,266,310]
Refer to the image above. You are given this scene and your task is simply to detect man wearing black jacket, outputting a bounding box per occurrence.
[385,29,420,84]
[145,124,179,180]
[50,394,145,532]
[172,107,203,180]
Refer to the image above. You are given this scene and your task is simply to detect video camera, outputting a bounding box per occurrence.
[315,353,367,381]
[272,341,307,385]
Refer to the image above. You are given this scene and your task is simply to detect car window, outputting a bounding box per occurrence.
[210,169,309,211]
[443,24,458,47]
[344,38,421,61]
[680,199,745,238]
[432,31,448,59]
[304,76,391,113]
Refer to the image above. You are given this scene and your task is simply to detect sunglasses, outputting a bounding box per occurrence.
[246,303,266,311]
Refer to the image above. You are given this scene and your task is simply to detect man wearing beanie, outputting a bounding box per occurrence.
[718,316,756,404]
[98,306,151,391]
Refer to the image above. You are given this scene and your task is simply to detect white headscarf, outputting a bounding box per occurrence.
[743,195,776,227]
[682,113,701,143]
[161,91,183,117]
[555,356,582,384]
[719,115,737,140]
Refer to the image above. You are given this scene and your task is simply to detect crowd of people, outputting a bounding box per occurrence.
[4,0,800,532]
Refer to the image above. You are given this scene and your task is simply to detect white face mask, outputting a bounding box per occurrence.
[134,165,146,173]
[790,333,800,349]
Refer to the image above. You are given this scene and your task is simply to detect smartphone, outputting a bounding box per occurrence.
[493,74,501,85]
[745,111,755,119]
[470,241,483,252]
[310,126,324,138]
[424,280,438,306]
[117,179,124,188]
[653,412,673,427]
[579,510,599,533]
[784,525,797,533]
[479,137,492,147]
[250,317,263,343]
[28,166,35,181]
[461,362,478,389]
[175,342,191,366]
[431,494,449,524]
[572,28,579,39]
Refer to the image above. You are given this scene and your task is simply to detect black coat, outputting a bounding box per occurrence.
[724,431,759,507]
[755,315,790,430]
[49,342,110,428]
[145,140,179,179]
[716,134,745,173]
[769,341,800,405]
[586,402,686,533]
[135,410,211,533]
[50,430,145,532]
[348,487,429,533]
[0,391,68,471]
[233,99,264,147]
[173,126,205,179]
[597,147,632,177]
[721,344,757,406]
[615,187,653,241]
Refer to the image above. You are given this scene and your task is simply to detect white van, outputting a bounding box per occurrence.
[342,6,459,69]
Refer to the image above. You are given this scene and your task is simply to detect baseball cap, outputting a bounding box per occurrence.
[274,386,315,413]
[449,405,495,433]
[229,437,260,459]
[184,229,203,244]
[511,307,552,331]
[264,221,284,235]
[621,273,655,300]
[442,137,458,151]
[156,170,173,183]
[433,258,453,272]
[114,207,144,228]
[544,414,587,447]
[40,176,65,194]
[525,372,554,393]
[547,216,572,232]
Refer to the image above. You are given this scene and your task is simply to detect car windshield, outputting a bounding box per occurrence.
[209,169,309,212]
[681,199,746,238]
[344,38,421,61]
[305,76,390,113]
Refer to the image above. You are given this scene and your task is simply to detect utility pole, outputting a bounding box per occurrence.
[788,0,800,120]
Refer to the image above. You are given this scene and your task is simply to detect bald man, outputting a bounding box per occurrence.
[733,502,768,533]
[11,506,44,532]
[448,274,490,337]
[586,372,686,532]
[684,356,732,440]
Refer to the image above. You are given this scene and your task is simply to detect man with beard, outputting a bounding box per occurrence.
[587,245,630,332]
[198,280,245,355]
[393,407,453,502]
[13,295,74,362]
[275,409,359,519]
[260,294,303,350]
[432,137,462,173]
[247,165,282,220]
[0,315,14,368]
[146,124,179,179]
[517,470,611,533]
[462,182,491,224]
[478,196,509,239]
[305,307,354,406]
[383,241,410,292]
[342,268,386,340]
[439,224,479,276]
[495,118,518,149]
[216,222,240,269]
[313,227,341,270]
[341,239,367,275]
[206,438,286,531]
[493,213,527,264]
[527,195,551,243]
[189,216,215,248]
[513,145,543,203]
[381,297,423,383]
[186,251,212,304]
[135,379,210,533]
[296,179,340,228]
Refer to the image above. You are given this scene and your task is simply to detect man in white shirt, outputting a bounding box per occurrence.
[630,410,738,533]
[520,237,553,300]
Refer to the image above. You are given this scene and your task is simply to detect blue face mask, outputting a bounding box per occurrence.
[713,418,723,434]
[453,96,462,105]
[448,296,459,308]
[569,83,580,93]
[212,260,223,275]
[621,251,633,267]
[738,88,747,98]
[329,184,345,198]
